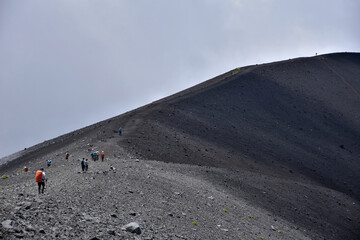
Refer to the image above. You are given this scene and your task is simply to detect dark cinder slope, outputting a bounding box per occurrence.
[120,52,360,198]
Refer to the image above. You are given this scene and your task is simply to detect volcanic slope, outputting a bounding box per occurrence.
[1,52,360,239]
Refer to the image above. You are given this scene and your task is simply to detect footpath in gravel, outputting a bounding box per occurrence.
[0,151,314,240]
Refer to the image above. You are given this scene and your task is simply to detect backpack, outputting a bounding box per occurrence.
[35,170,43,183]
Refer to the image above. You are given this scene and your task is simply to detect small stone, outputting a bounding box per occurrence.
[110,214,117,218]
[14,233,24,238]
[39,229,45,234]
[2,220,13,229]
[23,202,33,210]
[25,225,36,232]
[129,212,136,216]
[13,206,21,213]
[121,222,141,235]
[107,229,116,235]
[208,196,215,200]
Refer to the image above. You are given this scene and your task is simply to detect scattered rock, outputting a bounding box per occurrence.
[23,202,33,210]
[2,220,13,229]
[14,233,24,238]
[25,225,36,232]
[107,229,116,235]
[82,213,100,223]
[39,229,45,234]
[121,222,141,235]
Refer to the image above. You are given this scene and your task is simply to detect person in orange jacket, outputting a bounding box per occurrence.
[35,168,46,194]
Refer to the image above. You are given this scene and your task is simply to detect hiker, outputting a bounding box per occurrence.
[81,158,85,172]
[101,151,105,161]
[91,152,96,161]
[65,152,69,162]
[47,159,51,167]
[35,168,46,194]
[96,151,99,161]
[118,128,122,135]
[85,159,89,171]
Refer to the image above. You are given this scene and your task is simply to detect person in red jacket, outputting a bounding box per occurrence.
[35,168,46,194]
[101,151,105,161]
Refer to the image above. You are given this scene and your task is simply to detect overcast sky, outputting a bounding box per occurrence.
[0,0,359,158]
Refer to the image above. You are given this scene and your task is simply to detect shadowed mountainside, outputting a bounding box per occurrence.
[119,52,360,198]
[1,52,360,239]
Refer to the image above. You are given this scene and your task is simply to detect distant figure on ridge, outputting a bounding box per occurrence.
[81,158,85,172]
[47,159,52,167]
[118,128,122,135]
[101,151,105,161]
[85,159,89,171]
[65,152,69,162]
[35,168,46,194]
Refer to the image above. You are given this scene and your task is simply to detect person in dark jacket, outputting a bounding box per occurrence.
[85,159,89,171]
[81,158,85,172]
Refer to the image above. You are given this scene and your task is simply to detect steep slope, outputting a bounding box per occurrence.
[1,52,360,239]
[119,53,360,198]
